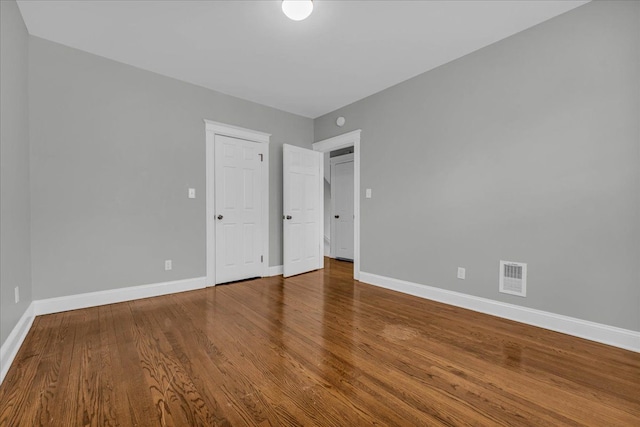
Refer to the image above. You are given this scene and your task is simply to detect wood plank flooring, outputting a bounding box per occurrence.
[1,258,639,426]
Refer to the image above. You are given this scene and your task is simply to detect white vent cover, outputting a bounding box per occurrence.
[499,260,527,297]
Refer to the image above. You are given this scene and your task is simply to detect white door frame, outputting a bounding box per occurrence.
[312,130,361,280]
[205,119,271,286]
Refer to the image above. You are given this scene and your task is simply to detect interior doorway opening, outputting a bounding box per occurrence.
[326,148,354,262]
[312,130,361,280]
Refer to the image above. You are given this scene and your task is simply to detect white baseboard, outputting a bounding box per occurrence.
[34,277,206,316]
[4,271,635,388]
[268,265,283,276]
[1,302,35,385]
[359,271,640,353]
[1,277,206,386]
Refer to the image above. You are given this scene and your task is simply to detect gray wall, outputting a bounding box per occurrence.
[1,0,32,347]
[314,1,640,331]
[29,37,313,300]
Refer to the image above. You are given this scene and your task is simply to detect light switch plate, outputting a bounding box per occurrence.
[188,188,196,199]
[366,188,372,198]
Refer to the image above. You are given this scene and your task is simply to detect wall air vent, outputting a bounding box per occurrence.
[499,260,527,297]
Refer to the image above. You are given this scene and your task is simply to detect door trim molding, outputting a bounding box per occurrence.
[205,120,271,286]
[312,130,361,280]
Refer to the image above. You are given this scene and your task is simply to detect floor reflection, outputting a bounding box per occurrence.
[320,258,358,395]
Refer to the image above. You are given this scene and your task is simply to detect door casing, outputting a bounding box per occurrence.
[312,130,361,280]
[205,120,270,286]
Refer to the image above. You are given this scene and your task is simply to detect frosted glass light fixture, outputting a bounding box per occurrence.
[282,0,314,21]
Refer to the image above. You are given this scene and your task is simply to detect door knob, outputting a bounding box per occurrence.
[217,215,223,220]
[286,215,292,220]
[334,215,340,218]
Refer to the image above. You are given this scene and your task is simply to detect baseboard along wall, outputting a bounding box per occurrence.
[269,265,284,276]
[0,276,206,385]
[3,268,638,386]
[0,302,35,384]
[359,271,640,353]
[0,268,293,385]
[33,277,206,316]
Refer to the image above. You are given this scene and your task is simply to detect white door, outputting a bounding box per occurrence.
[330,154,354,260]
[215,134,264,284]
[283,144,323,278]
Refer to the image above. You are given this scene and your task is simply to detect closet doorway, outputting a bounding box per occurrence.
[205,120,270,286]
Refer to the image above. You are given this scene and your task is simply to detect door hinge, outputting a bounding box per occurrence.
[261,255,264,263]
[259,153,263,162]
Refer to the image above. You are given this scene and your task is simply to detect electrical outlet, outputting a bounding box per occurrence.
[14,286,20,303]
[457,267,466,280]
[165,260,172,271]
[188,188,196,199]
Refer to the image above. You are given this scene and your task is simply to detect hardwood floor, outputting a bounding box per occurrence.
[1,258,638,426]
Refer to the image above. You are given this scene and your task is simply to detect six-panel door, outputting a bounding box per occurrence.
[215,134,264,284]
[283,144,323,278]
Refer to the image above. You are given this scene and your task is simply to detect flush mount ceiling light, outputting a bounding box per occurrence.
[282,0,314,21]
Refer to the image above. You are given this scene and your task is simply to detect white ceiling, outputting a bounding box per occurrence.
[17,0,589,118]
